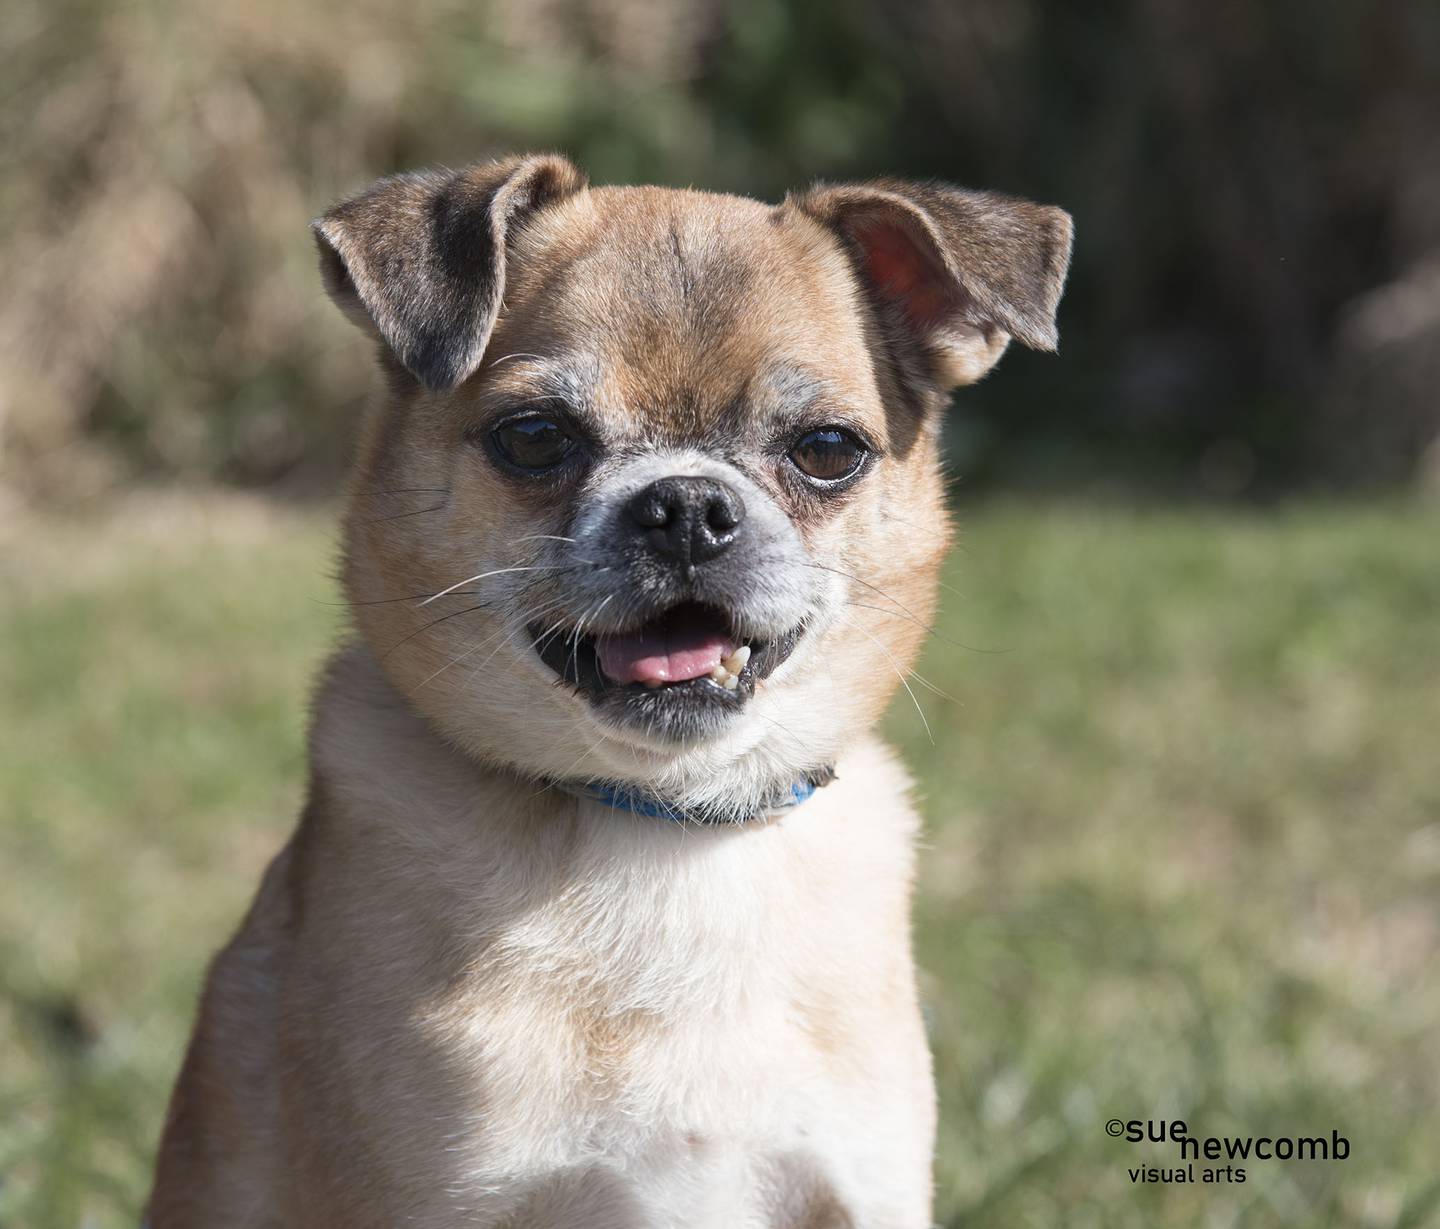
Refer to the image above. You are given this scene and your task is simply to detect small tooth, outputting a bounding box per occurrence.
[710,666,730,683]
[723,674,739,691]
[725,645,752,673]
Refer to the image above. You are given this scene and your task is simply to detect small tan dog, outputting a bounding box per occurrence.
[148,154,1070,1227]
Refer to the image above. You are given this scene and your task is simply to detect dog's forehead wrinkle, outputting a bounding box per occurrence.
[534,189,803,329]
[667,213,695,302]
[581,195,765,315]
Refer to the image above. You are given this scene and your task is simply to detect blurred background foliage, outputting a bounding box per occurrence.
[3,0,1439,500]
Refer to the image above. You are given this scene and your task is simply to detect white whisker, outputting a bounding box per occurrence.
[420,597,568,689]
[420,566,563,607]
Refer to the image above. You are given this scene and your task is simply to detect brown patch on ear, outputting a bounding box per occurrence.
[791,179,1073,388]
[313,154,586,392]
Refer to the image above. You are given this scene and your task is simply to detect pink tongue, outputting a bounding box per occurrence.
[596,613,735,686]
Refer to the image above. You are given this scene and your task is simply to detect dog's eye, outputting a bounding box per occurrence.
[789,428,867,484]
[490,416,575,472]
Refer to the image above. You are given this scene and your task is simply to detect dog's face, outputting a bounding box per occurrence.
[316,156,1071,818]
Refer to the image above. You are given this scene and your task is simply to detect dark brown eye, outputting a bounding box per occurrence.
[789,427,868,484]
[490,416,575,472]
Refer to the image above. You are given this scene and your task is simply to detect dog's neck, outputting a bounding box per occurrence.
[301,642,918,1028]
[310,642,833,833]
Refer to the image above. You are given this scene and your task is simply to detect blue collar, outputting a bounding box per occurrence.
[558,770,831,825]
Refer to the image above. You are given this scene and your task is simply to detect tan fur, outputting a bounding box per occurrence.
[149,157,1070,1227]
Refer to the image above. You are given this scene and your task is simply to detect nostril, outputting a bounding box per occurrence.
[705,500,738,534]
[704,489,745,535]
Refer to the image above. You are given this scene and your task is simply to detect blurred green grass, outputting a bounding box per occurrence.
[2,496,1437,1227]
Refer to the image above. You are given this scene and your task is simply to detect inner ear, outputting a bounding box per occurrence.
[793,179,1073,390]
[844,207,1009,387]
[851,217,957,333]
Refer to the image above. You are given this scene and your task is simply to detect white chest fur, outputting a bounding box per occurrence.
[304,691,935,1227]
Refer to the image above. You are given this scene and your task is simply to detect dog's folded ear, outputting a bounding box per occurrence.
[792,180,1073,388]
[314,154,587,392]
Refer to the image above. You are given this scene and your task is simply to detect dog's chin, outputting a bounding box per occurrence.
[527,599,806,744]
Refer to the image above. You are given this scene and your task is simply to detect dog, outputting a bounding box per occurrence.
[147,154,1071,1227]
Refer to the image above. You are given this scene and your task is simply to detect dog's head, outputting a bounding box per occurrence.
[316,155,1071,819]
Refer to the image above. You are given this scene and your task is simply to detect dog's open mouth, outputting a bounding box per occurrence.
[528,601,803,712]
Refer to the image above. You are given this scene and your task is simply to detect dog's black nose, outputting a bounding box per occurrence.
[626,476,746,564]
